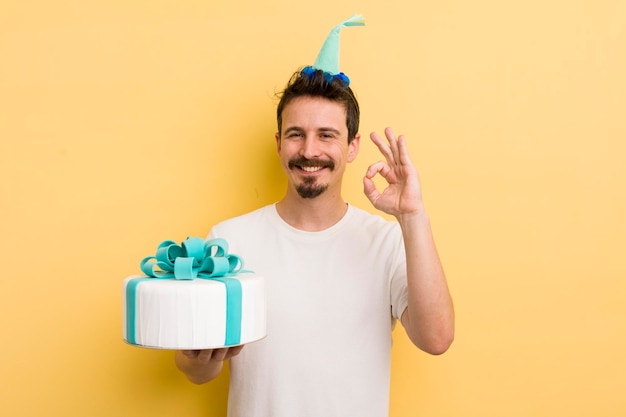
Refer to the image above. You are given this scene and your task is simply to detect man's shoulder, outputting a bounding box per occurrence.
[221,204,273,223]
[210,204,275,235]
[343,205,402,244]
[348,204,399,229]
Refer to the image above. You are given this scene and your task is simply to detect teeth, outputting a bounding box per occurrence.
[302,166,322,172]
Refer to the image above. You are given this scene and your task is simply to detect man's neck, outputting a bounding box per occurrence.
[276,190,348,232]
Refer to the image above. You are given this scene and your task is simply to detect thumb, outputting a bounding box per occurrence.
[363,176,380,205]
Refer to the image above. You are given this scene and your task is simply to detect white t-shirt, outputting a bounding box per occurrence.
[208,204,408,417]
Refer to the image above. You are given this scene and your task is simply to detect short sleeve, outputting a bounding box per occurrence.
[388,224,408,321]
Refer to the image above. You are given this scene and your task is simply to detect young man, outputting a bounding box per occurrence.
[175,66,454,416]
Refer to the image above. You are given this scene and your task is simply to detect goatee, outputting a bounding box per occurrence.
[296,177,328,199]
[289,156,333,199]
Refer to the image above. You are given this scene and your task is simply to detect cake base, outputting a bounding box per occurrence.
[123,273,266,350]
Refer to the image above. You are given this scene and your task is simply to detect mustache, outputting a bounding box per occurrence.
[288,157,335,171]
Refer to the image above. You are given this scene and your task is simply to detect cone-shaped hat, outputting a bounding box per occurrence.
[312,14,365,75]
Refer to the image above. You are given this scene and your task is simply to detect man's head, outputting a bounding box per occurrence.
[276,68,360,143]
[274,69,361,200]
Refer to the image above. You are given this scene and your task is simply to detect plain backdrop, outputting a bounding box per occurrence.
[1,1,625,416]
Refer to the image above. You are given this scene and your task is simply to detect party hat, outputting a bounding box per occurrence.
[311,14,365,76]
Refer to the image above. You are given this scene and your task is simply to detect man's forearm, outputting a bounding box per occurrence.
[398,210,455,355]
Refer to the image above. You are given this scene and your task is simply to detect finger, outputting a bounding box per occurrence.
[364,161,394,204]
[365,161,396,183]
[384,127,401,165]
[396,134,414,167]
[396,136,421,187]
[363,175,380,204]
[195,349,215,363]
[224,345,245,360]
[369,131,395,165]
[181,349,199,359]
[210,348,230,362]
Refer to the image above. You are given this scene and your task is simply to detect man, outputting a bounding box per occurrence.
[176,16,454,417]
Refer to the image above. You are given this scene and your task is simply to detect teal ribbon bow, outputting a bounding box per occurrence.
[125,237,245,347]
[140,237,244,280]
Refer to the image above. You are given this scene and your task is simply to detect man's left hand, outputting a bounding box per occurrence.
[364,127,424,217]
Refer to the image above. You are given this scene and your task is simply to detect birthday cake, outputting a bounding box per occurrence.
[123,237,266,350]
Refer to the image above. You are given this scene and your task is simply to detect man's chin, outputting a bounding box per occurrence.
[296,184,328,199]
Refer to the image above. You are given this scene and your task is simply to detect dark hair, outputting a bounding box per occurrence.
[276,68,360,143]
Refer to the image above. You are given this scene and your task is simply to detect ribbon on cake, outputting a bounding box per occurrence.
[125,237,245,347]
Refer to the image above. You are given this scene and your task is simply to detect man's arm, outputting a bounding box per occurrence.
[175,346,244,384]
[396,210,454,354]
[364,127,455,355]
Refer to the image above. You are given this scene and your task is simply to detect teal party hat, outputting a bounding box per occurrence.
[312,14,365,75]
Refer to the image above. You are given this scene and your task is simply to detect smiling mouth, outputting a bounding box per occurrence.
[300,166,324,173]
[289,157,334,173]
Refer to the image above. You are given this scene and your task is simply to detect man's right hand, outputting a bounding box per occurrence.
[175,346,244,384]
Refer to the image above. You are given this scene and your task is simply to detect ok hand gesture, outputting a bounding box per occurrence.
[363,127,424,218]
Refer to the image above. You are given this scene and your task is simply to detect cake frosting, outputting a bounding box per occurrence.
[122,237,266,349]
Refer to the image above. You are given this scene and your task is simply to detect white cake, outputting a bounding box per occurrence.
[123,273,266,349]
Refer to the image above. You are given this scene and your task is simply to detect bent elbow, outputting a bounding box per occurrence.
[424,335,454,355]
[402,310,455,355]
[411,329,455,355]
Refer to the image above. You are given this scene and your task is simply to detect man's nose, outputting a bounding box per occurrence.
[301,136,322,159]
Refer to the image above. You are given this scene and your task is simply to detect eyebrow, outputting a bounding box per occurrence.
[318,127,341,135]
[283,127,342,135]
[283,127,304,135]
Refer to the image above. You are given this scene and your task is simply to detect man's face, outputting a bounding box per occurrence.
[276,96,360,199]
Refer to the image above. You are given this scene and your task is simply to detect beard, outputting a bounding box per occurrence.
[295,177,328,199]
[288,156,334,199]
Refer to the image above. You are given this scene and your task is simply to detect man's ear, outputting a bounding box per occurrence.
[347,133,360,162]
[275,132,281,152]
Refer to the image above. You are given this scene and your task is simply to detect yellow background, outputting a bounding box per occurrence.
[1,1,625,416]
